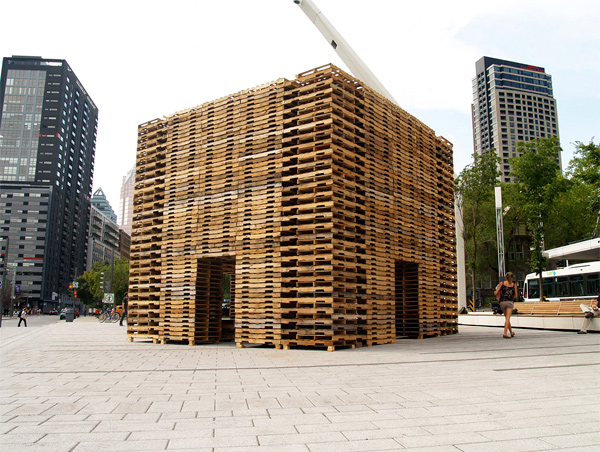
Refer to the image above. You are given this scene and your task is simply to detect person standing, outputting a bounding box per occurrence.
[119,293,128,326]
[494,272,518,338]
[17,308,27,327]
[578,295,600,334]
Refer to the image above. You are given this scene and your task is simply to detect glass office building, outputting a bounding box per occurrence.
[0,56,98,310]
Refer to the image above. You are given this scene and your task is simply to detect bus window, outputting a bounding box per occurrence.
[569,275,585,297]
[556,277,569,297]
[543,277,556,298]
[529,279,540,299]
[587,273,599,297]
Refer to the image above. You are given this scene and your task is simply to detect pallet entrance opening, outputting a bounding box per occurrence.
[395,261,419,337]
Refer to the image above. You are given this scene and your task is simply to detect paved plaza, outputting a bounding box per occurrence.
[1,315,599,452]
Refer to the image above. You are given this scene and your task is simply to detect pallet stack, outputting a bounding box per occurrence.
[128,64,457,349]
[127,118,166,343]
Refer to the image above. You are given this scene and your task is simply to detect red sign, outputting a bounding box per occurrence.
[521,64,545,73]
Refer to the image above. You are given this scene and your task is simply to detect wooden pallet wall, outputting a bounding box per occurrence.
[128,64,457,349]
[127,119,166,342]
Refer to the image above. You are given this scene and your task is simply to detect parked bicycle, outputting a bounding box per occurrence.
[97,307,120,323]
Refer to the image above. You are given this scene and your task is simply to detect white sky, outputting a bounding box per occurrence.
[1,0,599,212]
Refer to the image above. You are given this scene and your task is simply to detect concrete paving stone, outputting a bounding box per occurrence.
[295,421,378,434]
[306,438,403,451]
[545,448,600,452]
[122,412,162,421]
[174,417,253,430]
[478,425,572,441]
[128,428,214,441]
[147,400,184,413]
[252,413,330,427]
[0,441,79,452]
[214,445,310,452]
[300,406,340,415]
[3,403,54,416]
[71,439,169,452]
[396,432,490,448]
[343,426,429,440]
[324,410,400,423]
[230,408,272,418]
[246,397,282,410]
[181,400,216,411]
[91,419,175,433]
[167,434,258,449]
[258,431,347,446]
[0,433,46,444]
[1,414,51,425]
[111,400,152,414]
[157,411,199,420]
[421,421,507,435]
[214,424,298,437]
[35,431,129,443]
[542,432,600,448]
[42,414,92,423]
[453,438,558,452]
[10,421,98,434]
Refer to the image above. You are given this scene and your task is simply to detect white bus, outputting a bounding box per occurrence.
[523,261,600,302]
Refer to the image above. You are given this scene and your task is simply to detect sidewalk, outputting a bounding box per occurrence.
[1,318,599,452]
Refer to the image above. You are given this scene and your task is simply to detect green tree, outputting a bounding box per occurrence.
[111,259,130,304]
[510,137,562,299]
[75,260,129,308]
[566,139,600,237]
[455,151,501,305]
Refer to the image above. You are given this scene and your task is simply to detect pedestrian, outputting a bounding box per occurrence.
[119,292,128,326]
[494,272,518,338]
[17,308,27,327]
[578,295,600,334]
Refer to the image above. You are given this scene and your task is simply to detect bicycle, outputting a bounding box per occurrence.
[98,308,120,323]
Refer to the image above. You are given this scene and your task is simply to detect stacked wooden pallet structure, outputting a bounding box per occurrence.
[128,64,457,350]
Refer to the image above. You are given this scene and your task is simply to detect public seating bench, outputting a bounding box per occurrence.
[514,299,596,316]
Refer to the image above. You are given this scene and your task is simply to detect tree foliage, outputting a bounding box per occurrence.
[566,139,600,236]
[510,137,562,298]
[455,151,501,300]
[76,259,129,308]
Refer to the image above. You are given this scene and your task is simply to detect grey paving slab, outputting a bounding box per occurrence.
[1,317,599,451]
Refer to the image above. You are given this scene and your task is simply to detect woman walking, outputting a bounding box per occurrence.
[495,272,518,338]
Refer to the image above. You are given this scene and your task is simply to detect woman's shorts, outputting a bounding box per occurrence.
[500,301,514,312]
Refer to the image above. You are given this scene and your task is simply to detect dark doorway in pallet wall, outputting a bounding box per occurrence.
[196,257,236,343]
[395,261,419,337]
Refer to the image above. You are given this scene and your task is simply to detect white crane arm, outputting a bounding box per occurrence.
[292,0,398,105]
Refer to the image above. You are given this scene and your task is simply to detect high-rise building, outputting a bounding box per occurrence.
[91,187,116,222]
[0,56,98,310]
[87,204,120,271]
[118,166,135,235]
[471,56,560,182]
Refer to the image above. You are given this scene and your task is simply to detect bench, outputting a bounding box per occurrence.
[514,299,596,316]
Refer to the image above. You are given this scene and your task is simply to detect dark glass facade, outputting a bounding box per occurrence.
[0,56,98,308]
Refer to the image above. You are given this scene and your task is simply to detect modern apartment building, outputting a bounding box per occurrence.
[0,56,98,310]
[118,166,135,235]
[472,56,560,182]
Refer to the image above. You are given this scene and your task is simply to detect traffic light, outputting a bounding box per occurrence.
[100,272,105,292]
[74,290,77,298]
[68,283,73,291]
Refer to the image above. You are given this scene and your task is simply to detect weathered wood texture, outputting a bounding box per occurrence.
[128,64,457,349]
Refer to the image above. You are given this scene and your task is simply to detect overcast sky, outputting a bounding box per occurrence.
[1,0,598,212]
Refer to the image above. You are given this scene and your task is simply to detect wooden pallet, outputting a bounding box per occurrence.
[128,64,457,349]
